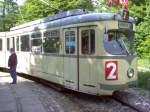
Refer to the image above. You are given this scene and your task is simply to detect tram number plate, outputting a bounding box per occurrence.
[105,61,118,80]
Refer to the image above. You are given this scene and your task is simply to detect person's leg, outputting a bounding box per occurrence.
[9,68,13,79]
[10,67,17,84]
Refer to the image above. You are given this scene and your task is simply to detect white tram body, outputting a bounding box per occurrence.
[0,9,137,95]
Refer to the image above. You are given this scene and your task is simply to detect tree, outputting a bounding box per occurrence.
[16,0,94,24]
[0,0,19,31]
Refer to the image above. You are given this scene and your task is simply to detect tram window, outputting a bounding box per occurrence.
[65,31,75,54]
[32,39,42,46]
[31,33,41,38]
[81,29,95,54]
[21,35,30,52]
[7,38,10,51]
[43,30,60,53]
[0,39,2,51]
[31,32,42,53]
[16,37,19,51]
[12,37,15,50]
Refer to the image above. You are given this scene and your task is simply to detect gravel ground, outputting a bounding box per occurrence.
[24,81,138,112]
[123,88,150,99]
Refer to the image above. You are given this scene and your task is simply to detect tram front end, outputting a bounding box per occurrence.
[98,19,137,95]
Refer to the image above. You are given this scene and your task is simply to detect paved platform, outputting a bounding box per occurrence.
[0,72,63,112]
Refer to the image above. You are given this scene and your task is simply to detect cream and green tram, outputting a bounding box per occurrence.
[0,9,137,95]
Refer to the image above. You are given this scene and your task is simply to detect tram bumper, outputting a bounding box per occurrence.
[100,80,137,91]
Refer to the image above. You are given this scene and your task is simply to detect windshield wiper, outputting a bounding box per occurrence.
[116,39,129,55]
[121,39,130,55]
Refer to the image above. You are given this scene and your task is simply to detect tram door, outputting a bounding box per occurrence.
[63,28,78,90]
[79,27,97,94]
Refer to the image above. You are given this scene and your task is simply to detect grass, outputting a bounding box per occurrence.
[138,71,150,89]
[137,59,150,89]
[138,59,150,69]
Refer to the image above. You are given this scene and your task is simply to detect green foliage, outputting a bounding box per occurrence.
[16,0,94,24]
[133,1,150,59]
[0,0,19,31]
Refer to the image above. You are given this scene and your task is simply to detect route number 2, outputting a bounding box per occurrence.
[105,61,118,80]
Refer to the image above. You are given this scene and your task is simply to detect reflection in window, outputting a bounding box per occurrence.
[81,29,95,54]
[65,31,75,54]
[21,35,30,52]
[0,39,2,51]
[31,33,42,53]
[32,39,42,46]
[16,37,19,51]
[31,33,41,38]
[43,30,60,53]
[7,38,10,51]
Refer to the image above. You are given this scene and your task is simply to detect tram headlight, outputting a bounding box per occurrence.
[127,68,134,78]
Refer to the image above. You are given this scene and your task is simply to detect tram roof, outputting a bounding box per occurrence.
[10,9,135,31]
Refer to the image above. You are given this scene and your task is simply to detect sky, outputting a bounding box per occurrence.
[16,0,26,6]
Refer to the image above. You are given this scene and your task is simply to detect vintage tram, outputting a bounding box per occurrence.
[0,9,137,95]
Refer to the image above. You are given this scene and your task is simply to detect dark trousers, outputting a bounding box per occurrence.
[10,66,17,83]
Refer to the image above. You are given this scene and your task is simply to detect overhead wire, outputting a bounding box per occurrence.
[39,0,62,12]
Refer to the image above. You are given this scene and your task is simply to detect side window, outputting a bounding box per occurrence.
[21,35,30,52]
[43,30,60,53]
[0,39,2,51]
[65,31,75,54]
[12,37,15,50]
[7,38,10,51]
[81,29,95,55]
[31,33,42,53]
[16,36,19,51]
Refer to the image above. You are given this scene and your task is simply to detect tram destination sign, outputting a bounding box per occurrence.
[118,22,132,29]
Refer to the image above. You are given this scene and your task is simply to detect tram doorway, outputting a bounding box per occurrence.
[63,28,78,90]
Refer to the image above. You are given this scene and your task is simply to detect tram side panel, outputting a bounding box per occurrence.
[40,55,64,85]
[30,29,64,86]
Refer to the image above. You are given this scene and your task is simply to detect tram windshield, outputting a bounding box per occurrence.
[104,30,136,55]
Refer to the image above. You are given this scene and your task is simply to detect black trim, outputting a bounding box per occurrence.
[77,27,79,90]
[83,84,96,88]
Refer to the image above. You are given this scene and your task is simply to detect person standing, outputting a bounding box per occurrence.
[8,48,18,84]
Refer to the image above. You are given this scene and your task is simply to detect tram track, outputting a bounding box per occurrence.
[112,90,150,112]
